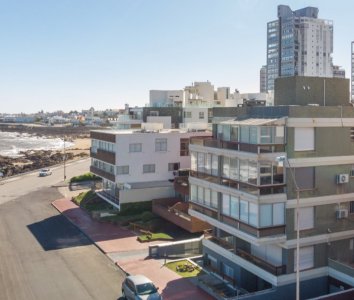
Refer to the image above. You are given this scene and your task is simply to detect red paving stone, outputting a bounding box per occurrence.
[52,198,154,253]
[52,198,215,300]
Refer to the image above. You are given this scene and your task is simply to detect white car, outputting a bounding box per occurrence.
[39,168,52,177]
[122,275,162,300]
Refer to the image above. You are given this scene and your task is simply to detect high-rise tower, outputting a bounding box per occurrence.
[266,5,333,91]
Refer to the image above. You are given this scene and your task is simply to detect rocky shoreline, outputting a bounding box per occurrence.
[0,125,93,178]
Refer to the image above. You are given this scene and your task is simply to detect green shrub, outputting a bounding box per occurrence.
[140,211,154,222]
[119,201,152,215]
[70,172,101,183]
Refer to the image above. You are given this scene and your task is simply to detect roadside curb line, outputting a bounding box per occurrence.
[51,199,108,256]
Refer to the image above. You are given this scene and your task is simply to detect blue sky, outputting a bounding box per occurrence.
[0,0,352,113]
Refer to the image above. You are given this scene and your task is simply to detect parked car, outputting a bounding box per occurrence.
[39,168,52,177]
[122,275,162,300]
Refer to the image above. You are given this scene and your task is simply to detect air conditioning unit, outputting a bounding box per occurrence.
[336,209,349,219]
[336,174,349,184]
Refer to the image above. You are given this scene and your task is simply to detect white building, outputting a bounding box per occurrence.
[149,90,184,107]
[90,127,211,210]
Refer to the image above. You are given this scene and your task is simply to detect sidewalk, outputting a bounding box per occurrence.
[52,198,214,300]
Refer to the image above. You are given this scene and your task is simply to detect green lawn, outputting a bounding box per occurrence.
[165,260,204,278]
[138,232,173,242]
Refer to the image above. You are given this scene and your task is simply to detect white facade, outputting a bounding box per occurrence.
[149,90,184,107]
[184,81,214,106]
[91,129,211,208]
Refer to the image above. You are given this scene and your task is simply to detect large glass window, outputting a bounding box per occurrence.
[222,194,230,215]
[222,125,231,141]
[239,160,248,182]
[230,196,239,219]
[249,203,258,226]
[240,200,249,222]
[190,184,197,201]
[273,203,285,225]
[211,154,218,176]
[240,126,249,143]
[230,158,238,180]
[260,204,272,227]
[248,161,257,185]
[211,191,218,208]
[197,186,204,203]
[230,126,238,142]
[204,188,211,206]
[191,151,197,171]
[249,126,258,144]
[197,152,205,173]
[222,157,230,178]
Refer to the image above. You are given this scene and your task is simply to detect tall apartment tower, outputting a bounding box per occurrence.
[260,65,267,93]
[351,41,354,101]
[266,5,333,91]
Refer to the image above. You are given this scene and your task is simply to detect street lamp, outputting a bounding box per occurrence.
[276,155,300,300]
[63,136,66,181]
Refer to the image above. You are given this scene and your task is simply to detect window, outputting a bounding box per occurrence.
[129,143,142,152]
[350,201,354,214]
[211,191,218,208]
[294,246,314,271]
[230,196,239,219]
[168,162,180,171]
[184,111,192,118]
[249,203,258,226]
[116,165,129,175]
[143,164,155,173]
[294,167,315,190]
[155,138,167,151]
[260,204,272,227]
[150,111,159,116]
[240,200,249,222]
[199,111,204,119]
[273,203,285,225]
[295,207,314,230]
[294,128,315,151]
[222,194,230,215]
[191,151,197,171]
[190,184,197,201]
[180,138,189,156]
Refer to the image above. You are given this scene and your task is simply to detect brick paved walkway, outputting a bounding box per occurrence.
[52,198,214,300]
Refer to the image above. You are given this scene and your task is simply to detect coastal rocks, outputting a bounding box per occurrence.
[0,150,87,178]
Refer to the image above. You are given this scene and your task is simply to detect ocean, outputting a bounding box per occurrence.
[0,131,74,157]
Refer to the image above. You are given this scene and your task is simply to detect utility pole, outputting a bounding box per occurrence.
[63,136,66,181]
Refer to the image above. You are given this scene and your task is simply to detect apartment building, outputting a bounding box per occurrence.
[266,5,334,91]
[351,41,354,101]
[90,126,210,210]
[189,106,354,299]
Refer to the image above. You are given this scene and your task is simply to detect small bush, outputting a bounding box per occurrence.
[70,172,100,183]
[140,211,155,222]
[119,201,152,215]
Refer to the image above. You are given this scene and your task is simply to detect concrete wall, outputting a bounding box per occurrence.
[120,186,174,204]
[274,76,350,106]
[114,131,210,184]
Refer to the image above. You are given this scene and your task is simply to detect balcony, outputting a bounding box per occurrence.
[190,170,285,196]
[190,137,285,153]
[204,235,286,278]
[90,165,115,182]
[152,198,211,233]
[90,131,116,143]
[328,259,354,287]
[190,202,286,239]
[90,148,116,165]
[174,176,189,196]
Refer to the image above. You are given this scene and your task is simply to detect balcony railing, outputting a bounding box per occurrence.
[190,137,285,153]
[90,148,116,165]
[205,235,286,276]
[90,166,115,182]
[190,170,285,195]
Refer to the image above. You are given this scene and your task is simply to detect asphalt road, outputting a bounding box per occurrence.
[0,159,124,300]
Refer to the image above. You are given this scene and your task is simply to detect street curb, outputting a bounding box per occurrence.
[51,199,108,256]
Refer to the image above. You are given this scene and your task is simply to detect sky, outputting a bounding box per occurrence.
[0,0,353,114]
